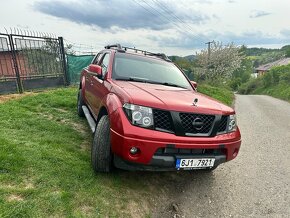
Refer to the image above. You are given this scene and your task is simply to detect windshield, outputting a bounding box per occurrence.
[112,53,192,89]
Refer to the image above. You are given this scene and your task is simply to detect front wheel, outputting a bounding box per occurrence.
[77,89,85,117]
[91,115,113,173]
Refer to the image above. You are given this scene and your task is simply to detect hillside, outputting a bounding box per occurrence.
[169,55,196,62]
[243,45,290,67]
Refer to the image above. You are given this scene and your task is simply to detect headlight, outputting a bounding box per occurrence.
[123,103,154,128]
[228,114,237,132]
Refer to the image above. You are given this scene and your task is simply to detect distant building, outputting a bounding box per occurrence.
[253,57,290,78]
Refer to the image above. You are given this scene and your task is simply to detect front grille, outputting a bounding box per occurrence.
[179,113,215,135]
[152,109,229,137]
[153,109,173,132]
[218,115,228,133]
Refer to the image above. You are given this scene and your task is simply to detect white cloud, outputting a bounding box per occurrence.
[250,10,271,18]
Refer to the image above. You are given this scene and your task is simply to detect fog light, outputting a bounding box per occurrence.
[130,147,139,155]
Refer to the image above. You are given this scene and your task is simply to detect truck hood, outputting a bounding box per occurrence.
[112,81,234,115]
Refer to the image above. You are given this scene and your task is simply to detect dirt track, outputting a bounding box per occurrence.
[149,95,290,217]
[0,92,35,103]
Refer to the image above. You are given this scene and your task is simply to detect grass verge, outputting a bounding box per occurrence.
[238,78,290,102]
[198,84,234,106]
[252,83,290,102]
[0,87,163,217]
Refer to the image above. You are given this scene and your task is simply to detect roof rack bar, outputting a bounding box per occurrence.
[104,44,172,62]
[146,52,171,61]
[104,44,122,49]
[123,46,171,60]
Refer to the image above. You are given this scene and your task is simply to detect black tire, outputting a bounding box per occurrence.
[77,89,85,117]
[91,115,113,173]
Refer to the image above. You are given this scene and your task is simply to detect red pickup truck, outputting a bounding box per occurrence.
[77,44,241,173]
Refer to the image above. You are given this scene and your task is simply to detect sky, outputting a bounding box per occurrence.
[1,0,290,56]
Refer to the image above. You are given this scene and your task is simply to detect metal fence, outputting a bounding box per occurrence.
[0,33,67,94]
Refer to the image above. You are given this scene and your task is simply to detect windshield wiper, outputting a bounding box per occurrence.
[115,77,188,89]
[115,77,149,83]
[158,82,188,89]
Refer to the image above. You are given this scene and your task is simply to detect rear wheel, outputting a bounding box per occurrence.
[77,89,85,117]
[91,115,113,173]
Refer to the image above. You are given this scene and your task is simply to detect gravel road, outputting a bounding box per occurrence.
[152,95,290,218]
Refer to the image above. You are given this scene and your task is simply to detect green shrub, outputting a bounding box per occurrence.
[238,78,262,94]
[237,83,247,94]
[238,64,290,101]
[271,69,281,84]
[269,64,290,84]
[279,70,290,84]
[198,84,234,106]
[228,78,242,90]
[262,72,273,87]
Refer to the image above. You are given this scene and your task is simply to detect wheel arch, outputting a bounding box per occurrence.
[98,93,123,127]
[96,106,108,124]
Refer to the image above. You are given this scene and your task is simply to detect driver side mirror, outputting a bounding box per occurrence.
[191,81,197,89]
[88,64,102,78]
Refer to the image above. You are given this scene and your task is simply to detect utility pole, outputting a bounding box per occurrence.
[205,41,214,61]
[205,41,214,73]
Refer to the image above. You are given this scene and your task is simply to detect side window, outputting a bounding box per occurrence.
[92,53,102,64]
[100,53,110,76]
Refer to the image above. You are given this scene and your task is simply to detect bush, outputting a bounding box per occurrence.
[238,78,262,94]
[228,78,242,90]
[279,71,290,84]
[262,72,273,87]
[269,64,290,84]
[238,64,290,101]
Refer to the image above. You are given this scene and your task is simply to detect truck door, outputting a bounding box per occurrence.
[89,52,111,116]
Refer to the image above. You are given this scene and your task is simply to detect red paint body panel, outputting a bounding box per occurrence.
[111,80,234,114]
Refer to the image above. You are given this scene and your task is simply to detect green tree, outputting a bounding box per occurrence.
[195,41,243,85]
[229,58,253,90]
[171,56,195,80]
[285,48,290,57]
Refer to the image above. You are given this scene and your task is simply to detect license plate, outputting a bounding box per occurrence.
[176,158,215,169]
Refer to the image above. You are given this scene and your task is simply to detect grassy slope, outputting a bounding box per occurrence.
[252,83,290,102]
[0,86,233,217]
[0,88,162,217]
[198,84,234,106]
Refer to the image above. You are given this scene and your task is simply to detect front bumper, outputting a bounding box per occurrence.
[110,108,241,171]
[111,129,241,171]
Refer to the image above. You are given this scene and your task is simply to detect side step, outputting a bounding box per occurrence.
[82,105,96,133]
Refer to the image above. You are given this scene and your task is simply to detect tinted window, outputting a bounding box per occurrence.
[112,53,191,89]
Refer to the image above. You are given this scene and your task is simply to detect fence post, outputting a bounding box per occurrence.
[8,34,23,93]
[58,37,69,86]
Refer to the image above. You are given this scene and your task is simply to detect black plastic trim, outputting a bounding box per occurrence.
[170,111,185,136]
[209,115,222,137]
[114,154,227,171]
